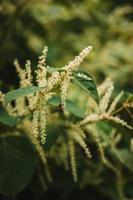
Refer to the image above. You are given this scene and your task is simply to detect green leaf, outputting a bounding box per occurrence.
[0,134,37,196]
[46,67,65,73]
[4,86,44,105]
[115,149,133,172]
[73,69,99,104]
[48,96,85,118]
[0,112,21,127]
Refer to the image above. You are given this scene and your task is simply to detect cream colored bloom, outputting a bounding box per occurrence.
[61,46,92,108]
[33,110,40,138]
[68,139,78,182]
[40,103,47,144]
[99,84,114,113]
[86,125,106,163]
[64,46,92,73]
[36,46,48,87]
[46,72,61,92]
[0,91,4,103]
[104,114,133,130]
[60,73,71,108]
[98,77,112,97]
[108,91,124,114]
[71,130,92,159]
[25,60,32,86]
[79,114,100,126]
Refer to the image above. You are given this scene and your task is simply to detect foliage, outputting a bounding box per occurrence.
[0,0,133,200]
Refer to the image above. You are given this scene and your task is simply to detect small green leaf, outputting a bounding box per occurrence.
[48,96,85,118]
[4,86,44,105]
[73,69,99,104]
[0,135,37,196]
[0,112,21,127]
[46,67,65,73]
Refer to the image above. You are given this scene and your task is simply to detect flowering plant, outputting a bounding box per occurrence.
[0,46,133,200]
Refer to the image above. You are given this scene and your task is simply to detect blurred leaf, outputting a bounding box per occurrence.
[44,124,67,150]
[124,92,133,103]
[73,69,99,104]
[4,86,44,105]
[115,149,133,172]
[48,96,85,118]
[66,99,85,118]
[29,172,46,200]
[96,121,112,134]
[99,181,118,200]
[47,96,61,106]
[0,112,21,127]
[0,134,37,196]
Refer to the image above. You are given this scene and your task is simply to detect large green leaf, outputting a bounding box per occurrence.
[0,135,37,196]
[48,96,85,118]
[4,86,44,105]
[73,69,99,104]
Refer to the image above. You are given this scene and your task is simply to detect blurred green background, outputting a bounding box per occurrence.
[0,0,133,92]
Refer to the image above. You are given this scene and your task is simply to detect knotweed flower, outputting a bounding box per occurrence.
[61,46,92,109]
[36,46,48,87]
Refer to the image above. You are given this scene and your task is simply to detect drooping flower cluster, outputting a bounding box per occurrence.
[69,125,92,159]
[32,47,48,144]
[99,80,114,113]
[68,139,77,182]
